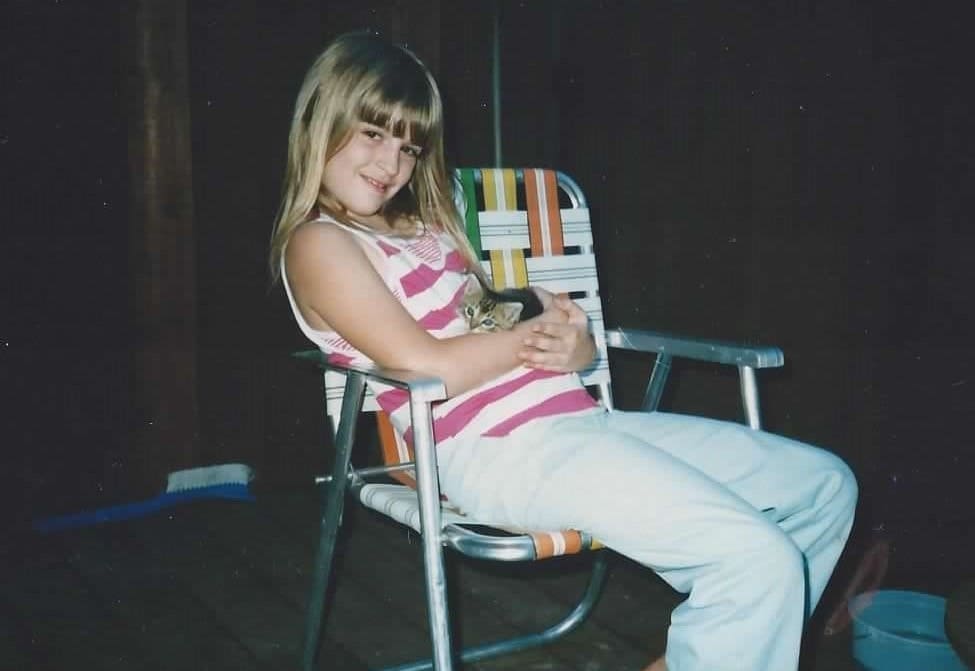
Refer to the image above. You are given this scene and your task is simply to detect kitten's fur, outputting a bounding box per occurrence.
[460,275,544,333]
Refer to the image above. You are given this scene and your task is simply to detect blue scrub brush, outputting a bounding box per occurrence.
[32,463,255,534]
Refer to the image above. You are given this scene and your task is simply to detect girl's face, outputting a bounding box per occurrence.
[322,121,422,226]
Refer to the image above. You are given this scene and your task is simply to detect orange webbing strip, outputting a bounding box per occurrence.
[524,169,564,256]
[376,411,416,487]
[529,530,585,559]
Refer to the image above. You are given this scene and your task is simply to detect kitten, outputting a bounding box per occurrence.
[460,275,544,333]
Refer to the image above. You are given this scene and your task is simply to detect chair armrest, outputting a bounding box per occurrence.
[292,349,448,403]
[604,327,784,369]
[292,350,449,564]
[604,328,782,428]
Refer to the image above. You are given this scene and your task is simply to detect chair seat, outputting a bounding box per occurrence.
[358,483,601,561]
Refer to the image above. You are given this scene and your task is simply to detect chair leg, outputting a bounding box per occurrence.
[303,373,366,671]
[642,353,673,412]
[457,550,611,664]
[410,397,455,671]
[379,551,611,671]
[418,525,455,671]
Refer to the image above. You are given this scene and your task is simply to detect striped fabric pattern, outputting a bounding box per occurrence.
[483,169,530,290]
[358,483,602,559]
[281,214,598,454]
[317,170,610,422]
[468,169,610,389]
[292,169,612,559]
[312,168,612,426]
[524,168,564,257]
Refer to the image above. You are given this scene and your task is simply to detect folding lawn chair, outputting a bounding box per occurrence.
[294,168,784,670]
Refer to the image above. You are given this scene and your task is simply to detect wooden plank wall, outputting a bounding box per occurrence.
[120,0,199,497]
[6,2,974,583]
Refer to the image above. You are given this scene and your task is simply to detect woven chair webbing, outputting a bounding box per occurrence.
[362,168,602,560]
[374,168,570,473]
[358,483,601,559]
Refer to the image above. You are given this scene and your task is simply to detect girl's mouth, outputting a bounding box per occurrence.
[363,176,389,193]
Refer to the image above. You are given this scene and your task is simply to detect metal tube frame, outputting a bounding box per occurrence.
[303,372,367,671]
[641,353,673,413]
[302,365,611,671]
[409,396,454,670]
[379,552,610,671]
[738,365,763,430]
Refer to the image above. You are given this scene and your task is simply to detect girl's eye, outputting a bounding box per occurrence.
[401,144,422,159]
[362,129,382,140]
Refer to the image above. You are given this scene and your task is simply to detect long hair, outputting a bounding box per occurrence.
[269,32,479,282]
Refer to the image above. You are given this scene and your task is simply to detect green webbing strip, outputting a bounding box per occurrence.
[459,168,482,257]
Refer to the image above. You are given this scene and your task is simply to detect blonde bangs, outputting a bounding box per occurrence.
[355,74,440,150]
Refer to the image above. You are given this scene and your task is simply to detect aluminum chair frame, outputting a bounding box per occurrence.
[296,169,784,670]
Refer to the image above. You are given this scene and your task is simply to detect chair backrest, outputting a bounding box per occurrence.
[323,168,613,466]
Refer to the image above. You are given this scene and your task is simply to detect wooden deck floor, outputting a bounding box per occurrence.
[3,487,859,670]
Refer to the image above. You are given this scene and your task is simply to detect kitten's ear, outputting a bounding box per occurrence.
[463,275,482,299]
[499,303,524,322]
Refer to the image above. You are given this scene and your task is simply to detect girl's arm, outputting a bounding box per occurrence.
[286,223,592,396]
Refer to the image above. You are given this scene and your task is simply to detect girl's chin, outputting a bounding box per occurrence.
[344,199,385,218]
[349,207,383,219]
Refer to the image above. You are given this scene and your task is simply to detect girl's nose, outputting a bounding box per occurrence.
[376,141,400,175]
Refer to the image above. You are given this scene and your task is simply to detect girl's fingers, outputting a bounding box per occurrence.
[535,310,569,326]
[520,310,591,372]
[531,321,570,339]
[524,329,569,353]
[522,338,557,355]
[553,295,586,321]
[517,349,570,372]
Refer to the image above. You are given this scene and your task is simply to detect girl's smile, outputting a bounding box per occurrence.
[322,122,422,226]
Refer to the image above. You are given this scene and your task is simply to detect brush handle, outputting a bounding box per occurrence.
[32,484,254,534]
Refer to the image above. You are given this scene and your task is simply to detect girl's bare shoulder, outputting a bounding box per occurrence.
[286,218,387,288]
[287,219,362,264]
[289,217,351,246]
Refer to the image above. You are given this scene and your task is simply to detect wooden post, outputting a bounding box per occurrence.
[121,0,198,495]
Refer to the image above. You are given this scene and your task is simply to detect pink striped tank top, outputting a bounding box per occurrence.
[282,216,600,449]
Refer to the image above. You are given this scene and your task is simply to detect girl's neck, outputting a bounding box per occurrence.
[317,195,416,236]
[316,201,418,237]
[349,213,419,237]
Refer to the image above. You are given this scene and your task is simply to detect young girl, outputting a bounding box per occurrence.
[270,32,857,671]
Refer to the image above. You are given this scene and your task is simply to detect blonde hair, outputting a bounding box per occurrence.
[269,32,479,281]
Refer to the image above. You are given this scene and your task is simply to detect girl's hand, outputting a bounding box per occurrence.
[517,294,595,372]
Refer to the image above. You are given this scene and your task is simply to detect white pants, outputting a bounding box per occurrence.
[436,410,858,671]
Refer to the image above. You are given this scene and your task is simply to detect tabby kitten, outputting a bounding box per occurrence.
[460,275,544,333]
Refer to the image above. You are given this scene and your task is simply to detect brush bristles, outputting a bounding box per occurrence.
[165,463,254,493]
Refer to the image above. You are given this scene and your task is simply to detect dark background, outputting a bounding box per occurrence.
[3,1,973,592]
